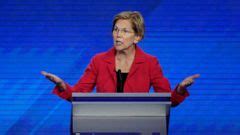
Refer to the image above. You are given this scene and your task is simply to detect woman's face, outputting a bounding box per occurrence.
[112,19,140,51]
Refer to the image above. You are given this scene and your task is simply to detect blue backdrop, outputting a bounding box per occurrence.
[0,0,239,135]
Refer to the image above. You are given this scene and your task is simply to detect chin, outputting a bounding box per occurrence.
[114,45,123,51]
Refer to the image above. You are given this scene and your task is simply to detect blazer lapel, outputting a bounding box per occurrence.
[127,46,146,79]
[103,48,117,84]
[107,63,116,83]
[103,46,146,91]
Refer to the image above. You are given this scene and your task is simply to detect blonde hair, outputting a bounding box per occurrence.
[112,11,145,40]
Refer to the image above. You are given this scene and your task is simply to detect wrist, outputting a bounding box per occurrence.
[55,81,66,92]
[55,81,63,85]
[177,84,186,95]
[56,81,63,86]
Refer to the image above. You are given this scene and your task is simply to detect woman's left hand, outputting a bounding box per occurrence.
[179,74,200,88]
[176,74,200,95]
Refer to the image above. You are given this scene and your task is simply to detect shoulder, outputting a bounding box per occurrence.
[145,53,160,67]
[144,52,158,61]
[137,48,159,63]
[92,51,111,61]
[92,52,107,59]
[139,50,163,73]
[90,48,114,64]
[136,48,161,69]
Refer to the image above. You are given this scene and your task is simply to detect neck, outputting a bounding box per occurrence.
[116,44,136,60]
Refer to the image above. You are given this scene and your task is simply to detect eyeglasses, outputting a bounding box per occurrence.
[113,27,134,35]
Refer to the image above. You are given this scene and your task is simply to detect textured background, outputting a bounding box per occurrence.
[0,0,239,135]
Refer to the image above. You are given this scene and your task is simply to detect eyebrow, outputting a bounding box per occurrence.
[114,25,132,30]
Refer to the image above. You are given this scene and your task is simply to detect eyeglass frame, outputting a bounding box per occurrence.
[112,27,135,36]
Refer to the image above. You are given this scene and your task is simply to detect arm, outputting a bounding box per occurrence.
[150,57,191,106]
[42,56,98,101]
[172,74,200,106]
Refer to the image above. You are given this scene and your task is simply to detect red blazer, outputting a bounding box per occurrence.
[53,45,189,106]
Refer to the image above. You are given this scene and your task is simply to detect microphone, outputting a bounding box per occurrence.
[117,69,123,92]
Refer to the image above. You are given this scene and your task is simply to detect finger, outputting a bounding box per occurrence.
[186,80,191,85]
[41,71,55,78]
[41,71,53,80]
[46,75,57,83]
[41,71,48,76]
[189,80,194,85]
[190,74,200,79]
[186,80,194,86]
[41,71,55,80]
[187,78,195,84]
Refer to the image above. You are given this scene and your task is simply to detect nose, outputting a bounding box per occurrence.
[116,32,120,37]
[116,30,124,38]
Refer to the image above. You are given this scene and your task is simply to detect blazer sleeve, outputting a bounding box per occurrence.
[150,57,189,106]
[52,56,98,101]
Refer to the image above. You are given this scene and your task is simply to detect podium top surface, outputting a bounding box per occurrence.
[72,93,171,103]
[72,93,171,97]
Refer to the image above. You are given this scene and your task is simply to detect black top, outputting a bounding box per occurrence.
[116,71,128,93]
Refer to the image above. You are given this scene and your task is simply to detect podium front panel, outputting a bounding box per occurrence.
[72,93,171,135]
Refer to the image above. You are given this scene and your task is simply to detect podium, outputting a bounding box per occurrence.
[72,93,171,135]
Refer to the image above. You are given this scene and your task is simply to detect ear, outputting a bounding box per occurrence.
[134,36,141,44]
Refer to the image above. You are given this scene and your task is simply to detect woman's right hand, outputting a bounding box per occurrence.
[41,71,66,90]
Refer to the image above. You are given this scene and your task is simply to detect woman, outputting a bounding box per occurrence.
[41,11,199,106]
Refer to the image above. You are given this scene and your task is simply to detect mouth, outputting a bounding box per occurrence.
[115,40,123,45]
